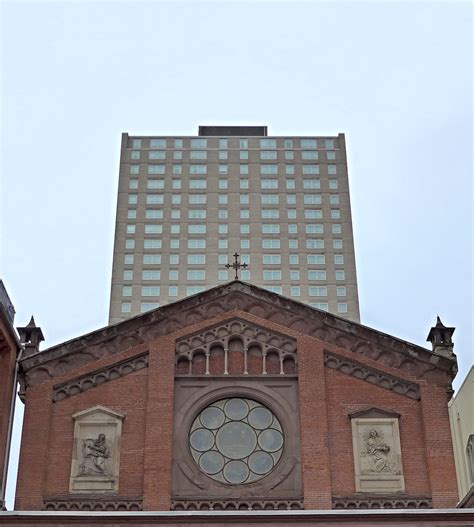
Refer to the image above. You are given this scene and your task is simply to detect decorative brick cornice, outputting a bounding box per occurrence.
[43,497,142,511]
[332,496,432,509]
[52,352,148,402]
[171,498,304,511]
[324,351,420,400]
[176,317,296,355]
[20,281,456,390]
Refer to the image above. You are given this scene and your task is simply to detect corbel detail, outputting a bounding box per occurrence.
[324,351,420,400]
[52,352,148,402]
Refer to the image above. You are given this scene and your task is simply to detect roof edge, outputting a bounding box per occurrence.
[20,281,455,376]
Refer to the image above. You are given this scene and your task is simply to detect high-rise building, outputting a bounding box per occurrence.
[109,126,360,324]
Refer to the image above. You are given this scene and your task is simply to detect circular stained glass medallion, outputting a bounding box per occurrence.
[189,398,284,484]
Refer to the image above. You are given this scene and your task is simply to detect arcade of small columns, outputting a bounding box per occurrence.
[174,319,297,376]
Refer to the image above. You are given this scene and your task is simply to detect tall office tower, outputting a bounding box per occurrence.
[109,126,360,324]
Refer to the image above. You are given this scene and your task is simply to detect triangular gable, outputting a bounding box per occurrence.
[19,281,456,390]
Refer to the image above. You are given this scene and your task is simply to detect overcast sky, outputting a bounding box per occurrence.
[1,0,472,509]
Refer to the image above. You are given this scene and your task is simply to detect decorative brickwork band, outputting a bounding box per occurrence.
[324,351,420,400]
[171,499,304,511]
[42,497,142,511]
[52,352,148,402]
[332,496,432,509]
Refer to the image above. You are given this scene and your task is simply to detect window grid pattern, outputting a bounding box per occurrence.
[112,134,357,322]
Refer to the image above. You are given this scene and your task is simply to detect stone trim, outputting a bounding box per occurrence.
[52,352,148,402]
[20,282,456,393]
[21,282,455,374]
[171,499,304,511]
[332,496,432,509]
[324,351,420,400]
[42,497,142,511]
[349,407,401,419]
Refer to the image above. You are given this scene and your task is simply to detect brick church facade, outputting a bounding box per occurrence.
[2,281,471,526]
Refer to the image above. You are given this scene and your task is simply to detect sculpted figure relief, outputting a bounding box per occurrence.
[78,433,111,477]
[363,429,395,473]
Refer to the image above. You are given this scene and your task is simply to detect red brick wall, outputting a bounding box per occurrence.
[13,309,458,510]
[419,383,458,507]
[0,324,18,505]
[15,382,52,509]
[141,336,175,510]
[297,335,333,509]
[325,367,431,497]
[42,369,148,498]
[15,344,150,510]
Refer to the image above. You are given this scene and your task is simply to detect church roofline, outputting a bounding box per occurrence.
[19,281,455,377]
[0,508,473,521]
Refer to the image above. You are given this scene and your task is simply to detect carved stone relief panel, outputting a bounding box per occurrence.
[69,406,125,493]
[350,414,405,494]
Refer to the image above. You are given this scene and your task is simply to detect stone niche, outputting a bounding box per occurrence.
[69,405,125,493]
[349,408,405,494]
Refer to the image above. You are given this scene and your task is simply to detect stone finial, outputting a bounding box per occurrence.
[17,316,45,357]
[426,316,455,358]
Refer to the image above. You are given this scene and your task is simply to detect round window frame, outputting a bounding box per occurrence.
[189,397,285,485]
[174,383,299,493]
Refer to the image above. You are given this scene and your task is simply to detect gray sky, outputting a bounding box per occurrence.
[1,0,472,509]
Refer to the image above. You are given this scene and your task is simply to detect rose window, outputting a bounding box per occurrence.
[189,398,284,484]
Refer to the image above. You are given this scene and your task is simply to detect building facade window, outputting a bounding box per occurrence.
[309,286,327,297]
[260,138,276,149]
[141,286,160,297]
[187,270,206,280]
[308,270,326,281]
[141,302,159,312]
[307,255,325,265]
[144,239,162,249]
[143,270,161,280]
[190,150,207,160]
[301,139,317,149]
[262,239,280,249]
[263,255,281,265]
[190,138,207,149]
[261,165,278,175]
[263,270,282,280]
[307,239,324,249]
[143,255,161,264]
[149,151,166,160]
